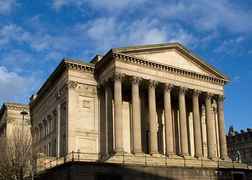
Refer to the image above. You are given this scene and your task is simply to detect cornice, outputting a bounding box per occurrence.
[112,52,226,86]
[64,59,95,73]
[30,59,95,108]
[5,103,29,111]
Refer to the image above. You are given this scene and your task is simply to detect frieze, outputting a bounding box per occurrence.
[112,53,226,86]
[5,103,29,112]
[66,81,97,95]
[65,61,95,73]
[68,81,79,89]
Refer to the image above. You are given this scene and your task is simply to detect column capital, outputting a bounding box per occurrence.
[193,89,201,96]
[218,95,225,102]
[148,80,158,88]
[164,83,173,91]
[132,76,142,84]
[114,72,124,81]
[179,87,187,94]
[206,92,214,99]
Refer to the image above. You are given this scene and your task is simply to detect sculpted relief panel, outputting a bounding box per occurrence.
[78,96,95,130]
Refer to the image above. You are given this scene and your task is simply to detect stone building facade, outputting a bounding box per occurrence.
[227,127,252,165]
[0,102,30,139]
[30,43,229,163]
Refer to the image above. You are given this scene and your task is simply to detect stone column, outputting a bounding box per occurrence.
[164,83,174,156]
[105,83,113,154]
[192,90,203,158]
[148,80,159,155]
[114,73,124,153]
[218,95,228,160]
[179,87,189,156]
[205,93,216,159]
[132,76,142,154]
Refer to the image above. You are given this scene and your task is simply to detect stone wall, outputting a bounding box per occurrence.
[35,162,252,180]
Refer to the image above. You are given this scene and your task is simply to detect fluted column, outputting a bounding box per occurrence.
[218,95,228,160]
[114,73,124,153]
[179,87,189,156]
[132,76,142,154]
[192,90,203,158]
[164,83,174,156]
[148,80,159,155]
[205,93,216,159]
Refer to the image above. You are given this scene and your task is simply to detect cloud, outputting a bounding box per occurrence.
[0,24,27,47]
[214,36,245,54]
[0,66,38,103]
[149,0,252,34]
[52,0,146,11]
[76,17,195,52]
[0,0,16,15]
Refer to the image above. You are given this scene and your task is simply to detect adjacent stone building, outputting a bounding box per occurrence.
[227,127,252,165]
[0,102,30,138]
[30,42,252,179]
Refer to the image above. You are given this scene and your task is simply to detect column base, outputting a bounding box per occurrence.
[166,154,183,159]
[133,152,145,156]
[178,153,190,158]
[208,157,219,161]
[150,153,162,157]
[220,156,232,161]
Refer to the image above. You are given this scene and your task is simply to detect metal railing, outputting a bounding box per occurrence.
[37,151,252,173]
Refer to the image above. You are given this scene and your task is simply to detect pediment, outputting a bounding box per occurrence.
[114,43,228,80]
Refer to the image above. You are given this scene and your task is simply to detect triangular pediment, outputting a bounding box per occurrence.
[113,43,228,80]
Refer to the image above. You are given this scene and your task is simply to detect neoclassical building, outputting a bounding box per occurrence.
[0,102,30,138]
[30,43,229,164]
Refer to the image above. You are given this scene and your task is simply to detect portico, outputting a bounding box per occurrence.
[99,72,228,160]
[94,43,229,161]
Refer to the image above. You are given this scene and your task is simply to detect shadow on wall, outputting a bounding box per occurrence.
[34,161,250,180]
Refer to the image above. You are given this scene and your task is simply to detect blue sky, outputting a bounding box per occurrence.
[0,0,252,132]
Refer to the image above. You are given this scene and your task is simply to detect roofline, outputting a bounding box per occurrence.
[111,42,229,81]
[0,102,29,121]
[30,58,95,107]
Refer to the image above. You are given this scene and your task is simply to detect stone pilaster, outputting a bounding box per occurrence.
[205,93,217,159]
[132,76,143,154]
[218,95,228,160]
[56,104,61,158]
[105,83,113,154]
[179,87,189,157]
[114,73,124,153]
[164,83,174,156]
[192,90,203,158]
[148,80,159,155]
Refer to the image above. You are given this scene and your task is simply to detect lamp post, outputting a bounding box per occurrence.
[20,110,28,130]
[20,110,28,180]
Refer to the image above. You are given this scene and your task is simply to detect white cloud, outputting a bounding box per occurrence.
[154,0,252,34]
[214,36,245,54]
[0,24,26,46]
[52,0,146,11]
[76,17,195,52]
[0,66,38,103]
[0,0,16,15]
